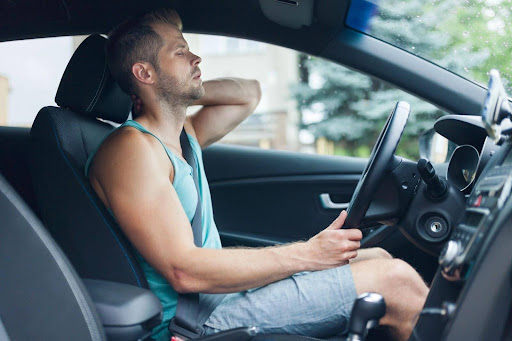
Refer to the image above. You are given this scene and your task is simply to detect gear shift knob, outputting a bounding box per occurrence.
[347,292,386,341]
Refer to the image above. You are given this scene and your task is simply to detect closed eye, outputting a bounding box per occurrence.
[174,44,188,56]
[175,47,188,56]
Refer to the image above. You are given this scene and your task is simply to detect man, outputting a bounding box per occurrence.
[87,8,428,341]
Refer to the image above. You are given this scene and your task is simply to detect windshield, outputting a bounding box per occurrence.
[346,0,512,93]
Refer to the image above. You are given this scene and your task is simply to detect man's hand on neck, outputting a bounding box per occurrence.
[129,77,261,149]
[188,78,261,148]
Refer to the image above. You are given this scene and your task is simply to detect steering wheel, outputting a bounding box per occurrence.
[344,101,411,229]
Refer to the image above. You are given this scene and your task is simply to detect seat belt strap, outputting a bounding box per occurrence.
[170,129,225,339]
[181,130,203,248]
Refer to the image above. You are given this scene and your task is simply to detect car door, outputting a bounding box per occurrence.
[203,143,440,283]
[204,144,366,246]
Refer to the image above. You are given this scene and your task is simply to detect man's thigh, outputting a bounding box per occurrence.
[203,265,358,338]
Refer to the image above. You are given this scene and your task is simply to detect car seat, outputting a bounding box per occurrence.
[0,172,107,341]
[30,35,146,288]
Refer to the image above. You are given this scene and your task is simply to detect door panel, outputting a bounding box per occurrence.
[205,144,367,181]
[203,144,439,283]
[203,144,366,245]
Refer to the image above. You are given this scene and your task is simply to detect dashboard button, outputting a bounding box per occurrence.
[473,195,483,207]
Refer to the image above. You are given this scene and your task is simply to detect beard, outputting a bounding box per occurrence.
[155,67,204,107]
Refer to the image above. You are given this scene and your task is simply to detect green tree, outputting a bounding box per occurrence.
[292,0,511,160]
[434,0,512,89]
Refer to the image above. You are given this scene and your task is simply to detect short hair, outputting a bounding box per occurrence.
[106,8,183,96]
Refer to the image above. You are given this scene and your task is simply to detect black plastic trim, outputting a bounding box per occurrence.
[210,174,361,187]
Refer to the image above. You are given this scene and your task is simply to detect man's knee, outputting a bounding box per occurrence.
[351,258,425,295]
[383,259,421,287]
[372,247,393,260]
[350,247,393,264]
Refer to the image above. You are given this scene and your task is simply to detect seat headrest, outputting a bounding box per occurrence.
[55,34,131,123]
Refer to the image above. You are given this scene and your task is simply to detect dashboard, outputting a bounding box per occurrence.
[410,71,512,340]
[411,140,512,340]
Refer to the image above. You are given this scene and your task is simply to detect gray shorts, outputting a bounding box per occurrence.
[203,265,358,338]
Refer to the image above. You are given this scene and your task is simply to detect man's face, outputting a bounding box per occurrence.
[152,23,204,105]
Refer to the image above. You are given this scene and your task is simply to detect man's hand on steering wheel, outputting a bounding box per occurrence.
[303,211,363,270]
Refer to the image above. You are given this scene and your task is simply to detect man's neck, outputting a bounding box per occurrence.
[134,98,188,151]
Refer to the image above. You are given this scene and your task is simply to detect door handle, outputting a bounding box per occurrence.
[319,193,350,210]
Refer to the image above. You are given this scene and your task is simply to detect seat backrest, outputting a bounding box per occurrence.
[0,126,37,212]
[0,172,106,341]
[30,35,147,288]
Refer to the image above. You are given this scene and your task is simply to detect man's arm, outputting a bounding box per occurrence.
[89,130,361,294]
[189,78,261,148]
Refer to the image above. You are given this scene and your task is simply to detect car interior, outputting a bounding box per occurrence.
[1,1,512,341]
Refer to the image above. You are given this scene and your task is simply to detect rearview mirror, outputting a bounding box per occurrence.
[419,129,456,163]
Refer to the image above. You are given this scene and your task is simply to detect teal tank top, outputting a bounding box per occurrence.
[85,120,222,341]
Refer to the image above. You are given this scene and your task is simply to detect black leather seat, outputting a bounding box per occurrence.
[0,172,106,341]
[30,35,146,289]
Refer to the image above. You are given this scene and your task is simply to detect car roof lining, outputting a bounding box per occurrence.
[0,0,486,117]
[0,0,345,52]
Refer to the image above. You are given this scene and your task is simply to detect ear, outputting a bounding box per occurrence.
[131,62,156,85]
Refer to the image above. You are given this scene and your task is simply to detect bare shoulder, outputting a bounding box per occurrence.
[100,126,150,154]
[89,126,171,187]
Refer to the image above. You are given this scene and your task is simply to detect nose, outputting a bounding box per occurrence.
[191,52,201,66]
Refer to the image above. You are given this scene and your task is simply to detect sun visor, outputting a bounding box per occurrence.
[259,0,314,29]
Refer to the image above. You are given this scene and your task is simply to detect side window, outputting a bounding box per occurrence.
[185,33,447,161]
[185,33,300,151]
[0,36,85,127]
[0,33,448,162]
